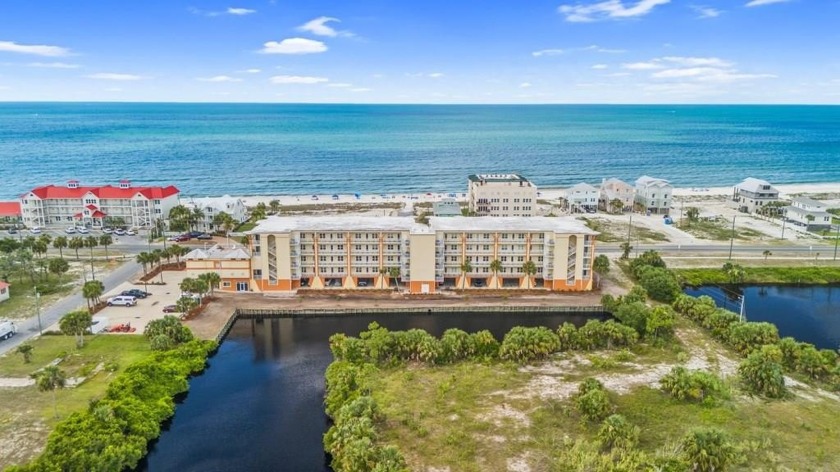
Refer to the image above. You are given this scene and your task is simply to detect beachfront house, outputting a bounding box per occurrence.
[183,195,248,233]
[562,183,600,213]
[242,215,597,294]
[433,198,461,217]
[598,178,634,214]
[0,201,21,227]
[785,197,833,231]
[0,281,9,303]
[19,180,180,229]
[184,245,252,292]
[467,174,537,217]
[634,176,672,215]
[731,178,780,214]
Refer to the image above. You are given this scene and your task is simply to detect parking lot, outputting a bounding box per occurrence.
[46,270,193,335]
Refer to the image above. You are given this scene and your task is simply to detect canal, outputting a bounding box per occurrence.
[684,285,840,350]
[138,311,604,471]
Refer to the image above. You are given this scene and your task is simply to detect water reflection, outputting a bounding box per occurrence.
[140,311,604,471]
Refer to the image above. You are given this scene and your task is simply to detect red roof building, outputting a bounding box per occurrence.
[20,180,180,229]
[0,201,21,220]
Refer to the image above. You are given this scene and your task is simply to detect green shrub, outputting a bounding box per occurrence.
[738,345,786,398]
[660,366,727,404]
[680,428,737,472]
[440,328,476,363]
[576,320,638,351]
[556,322,580,351]
[499,326,560,362]
[725,322,779,356]
[575,378,613,422]
[144,315,193,350]
[597,414,640,451]
[470,330,500,360]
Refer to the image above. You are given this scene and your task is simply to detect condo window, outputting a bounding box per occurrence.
[252,269,262,278]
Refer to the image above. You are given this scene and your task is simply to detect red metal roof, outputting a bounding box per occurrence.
[26,184,180,200]
[85,204,99,210]
[0,201,21,217]
[0,281,9,290]
[91,210,107,218]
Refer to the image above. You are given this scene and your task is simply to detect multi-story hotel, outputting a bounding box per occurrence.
[241,215,597,294]
[19,180,180,228]
[467,174,537,217]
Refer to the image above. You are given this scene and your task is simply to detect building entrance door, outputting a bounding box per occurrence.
[236,282,248,292]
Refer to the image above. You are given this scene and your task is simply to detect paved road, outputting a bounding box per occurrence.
[0,260,141,356]
[599,243,840,256]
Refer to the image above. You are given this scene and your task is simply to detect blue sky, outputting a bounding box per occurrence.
[0,0,837,103]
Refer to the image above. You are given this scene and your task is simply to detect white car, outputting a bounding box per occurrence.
[77,226,89,234]
[65,227,76,234]
[0,320,17,340]
[126,229,136,236]
[107,295,137,307]
[103,228,113,234]
[30,227,42,234]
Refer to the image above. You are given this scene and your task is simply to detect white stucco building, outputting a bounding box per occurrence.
[731,178,780,214]
[786,197,833,231]
[183,195,249,232]
[634,176,672,215]
[467,174,537,217]
[563,183,600,212]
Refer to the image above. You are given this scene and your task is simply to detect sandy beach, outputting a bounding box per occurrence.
[231,182,840,208]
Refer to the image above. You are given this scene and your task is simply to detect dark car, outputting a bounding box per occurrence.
[121,289,150,299]
[168,234,191,242]
[188,231,204,238]
[162,305,177,313]
[196,233,213,240]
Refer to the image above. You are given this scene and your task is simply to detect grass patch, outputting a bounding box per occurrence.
[674,266,840,285]
[0,335,152,469]
[0,275,75,321]
[580,217,669,243]
[677,220,766,241]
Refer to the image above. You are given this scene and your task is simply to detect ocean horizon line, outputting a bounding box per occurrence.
[2,101,840,107]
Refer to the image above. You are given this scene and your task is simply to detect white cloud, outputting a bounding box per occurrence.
[592,64,609,69]
[227,7,256,15]
[745,0,792,6]
[661,56,732,67]
[622,62,664,70]
[428,72,445,78]
[520,82,533,88]
[583,45,627,53]
[270,75,329,84]
[327,83,353,88]
[189,6,257,16]
[297,16,352,37]
[0,41,70,57]
[27,62,80,69]
[85,73,146,81]
[197,75,242,82]
[351,88,372,92]
[691,5,722,18]
[532,49,564,57]
[237,68,261,74]
[558,0,671,22]
[606,72,631,77]
[653,67,776,82]
[260,38,327,55]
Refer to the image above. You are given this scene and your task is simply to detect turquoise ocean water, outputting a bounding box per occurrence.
[0,103,838,199]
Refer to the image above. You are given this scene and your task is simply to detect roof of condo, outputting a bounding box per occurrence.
[467,173,531,183]
[247,215,597,235]
[184,244,251,260]
[735,177,778,193]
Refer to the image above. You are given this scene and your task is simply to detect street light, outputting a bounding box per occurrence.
[34,287,42,335]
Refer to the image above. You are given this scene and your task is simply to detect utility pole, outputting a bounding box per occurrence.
[834,223,839,261]
[780,217,786,240]
[34,287,42,335]
[728,215,736,260]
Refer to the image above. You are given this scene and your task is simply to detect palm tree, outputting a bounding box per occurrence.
[593,254,610,289]
[150,249,163,282]
[459,259,472,289]
[269,199,281,215]
[685,207,700,227]
[15,344,34,363]
[32,366,66,418]
[763,250,772,261]
[168,205,192,232]
[68,236,84,261]
[136,251,153,276]
[388,266,401,289]
[169,244,189,264]
[378,266,389,289]
[610,198,624,214]
[98,234,113,261]
[190,207,205,231]
[32,240,48,259]
[251,204,267,222]
[84,236,98,279]
[53,236,67,259]
[619,242,632,260]
[489,259,502,288]
[521,260,537,289]
[198,272,221,297]
[161,246,173,265]
[82,280,104,312]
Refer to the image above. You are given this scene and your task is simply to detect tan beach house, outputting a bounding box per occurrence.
[598,178,634,214]
[731,178,780,214]
[467,174,537,217]
[241,215,597,294]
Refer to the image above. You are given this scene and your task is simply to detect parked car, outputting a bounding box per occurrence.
[6,227,17,234]
[121,289,150,299]
[30,227,42,234]
[0,320,17,340]
[65,227,76,234]
[162,305,178,313]
[168,234,190,242]
[102,227,113,234]
[126,229,136,236]
[358,280,368,287]
[114,229,126,236]
[77,226,89,234]
[188,231,204,238]
[196,233,213,240]
[107,295,137,307]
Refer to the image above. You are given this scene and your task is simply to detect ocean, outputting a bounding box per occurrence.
[0,103,838,200]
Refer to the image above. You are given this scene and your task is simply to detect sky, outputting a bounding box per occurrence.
[0,0,837,104]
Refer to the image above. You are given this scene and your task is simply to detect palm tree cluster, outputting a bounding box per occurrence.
[168,205,205,232]
[212,211,237,236]
[136,246,191,278]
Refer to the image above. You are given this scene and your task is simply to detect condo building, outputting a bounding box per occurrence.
[467,174,537,217]
[183,195,249,233]
[20,180,180,228]
[243,215,597,294]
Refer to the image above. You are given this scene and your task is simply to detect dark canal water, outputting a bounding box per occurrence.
[684,285,840,350]
[139,311,604,471]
